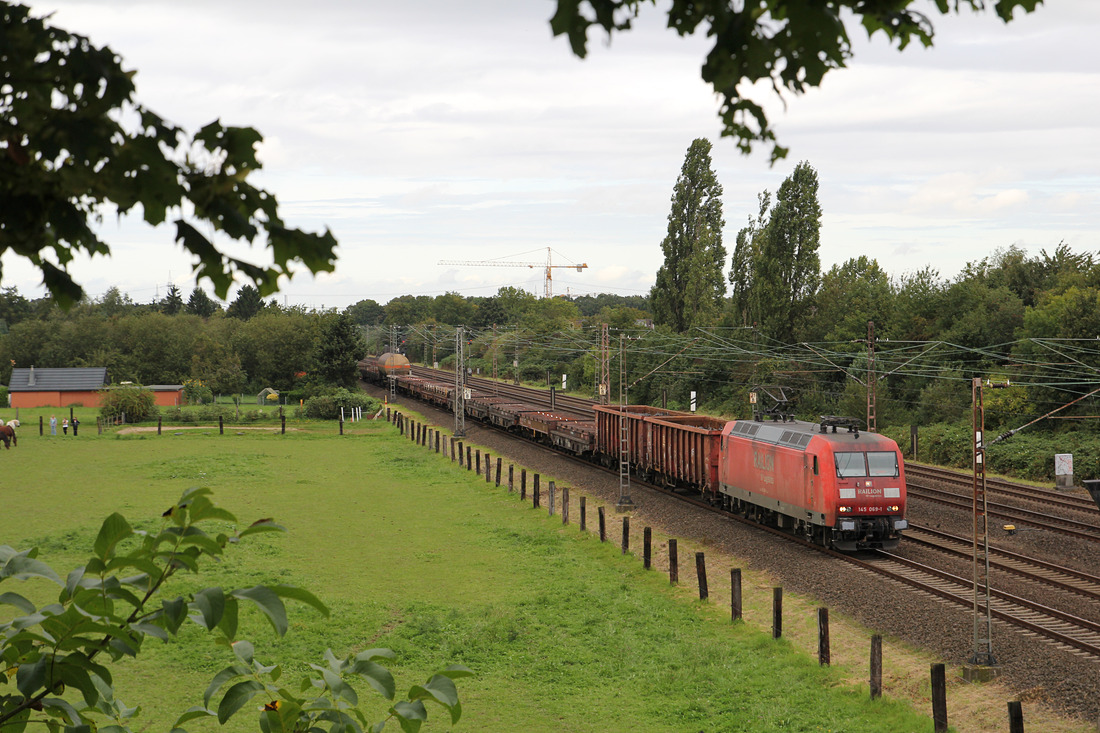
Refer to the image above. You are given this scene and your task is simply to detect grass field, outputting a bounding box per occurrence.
[0,412,1086,732]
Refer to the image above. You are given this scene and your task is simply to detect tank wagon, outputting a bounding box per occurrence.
[357,353,412,384]
[362,361,907,550]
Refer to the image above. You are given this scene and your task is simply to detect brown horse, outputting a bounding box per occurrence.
[0,424,16,448]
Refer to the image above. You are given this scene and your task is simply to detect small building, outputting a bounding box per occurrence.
[144,385,185,407]
[8,368,184,408]
[8,367,109,408]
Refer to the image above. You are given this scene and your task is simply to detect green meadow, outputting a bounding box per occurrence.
[0,415,940,732]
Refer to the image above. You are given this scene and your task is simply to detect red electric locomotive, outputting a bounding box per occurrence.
[717,416,907,551]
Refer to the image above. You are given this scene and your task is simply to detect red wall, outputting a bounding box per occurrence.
[12,389,182,408]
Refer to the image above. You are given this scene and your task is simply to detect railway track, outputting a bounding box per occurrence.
[906,482,1100,544]
[906,463,1099,515]
[409,365,596,419]
[382,371,1100,662]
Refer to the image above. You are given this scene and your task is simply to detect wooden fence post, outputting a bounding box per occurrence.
[562,487,569,524]
[508,464,514,491]
[548,480,555,515]
[451,439,457,462]
[281,414,286,434]
[495,458,502,486]
[218,415,223,434]
[668,539,678,585]
[870,635,882,700]
[533,474,540,508]
[475,450,481,475]
[931,663,947,732]
[621,517,630,555]
[520,469,527,500]
[696,552,708,600]
[731,569,742,621]
[466,446,472,470]
[485,454,492,483]
[818,608,830,666]
[157,417,162,435]
[772,587,783,639]
[580,496,587,531]
[1007,701,1024,733]
[458,442,464,467]
[597,506,606,541]
[339,418,344,435]
[643,527,651,569]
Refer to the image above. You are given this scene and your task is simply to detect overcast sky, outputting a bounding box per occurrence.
[10,1,1100,310]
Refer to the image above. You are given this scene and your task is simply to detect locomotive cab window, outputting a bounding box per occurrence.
[835,452,866,477]
[867,451,899,477]
[834,451,900,478]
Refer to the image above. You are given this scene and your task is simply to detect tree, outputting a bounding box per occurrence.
[345,298,385,326]
[807,256,893,343]
[651,138,726,332]
[315,312,367,388]
[160,284,184,315]
[191,321,248,395]
[1,4,337,307]
[0,488,468,732]
[186,287,222,317]
[751,160,822,342]
[551,0,1041,163]
[728,191,770,327]
[227,284,267,321]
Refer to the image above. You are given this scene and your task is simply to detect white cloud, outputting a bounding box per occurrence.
[8,1,1099,307]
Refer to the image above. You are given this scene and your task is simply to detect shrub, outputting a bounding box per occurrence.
[99,384,156,422]
[302,388,380,420]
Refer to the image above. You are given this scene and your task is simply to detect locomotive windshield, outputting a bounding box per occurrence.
[835,451,899,478]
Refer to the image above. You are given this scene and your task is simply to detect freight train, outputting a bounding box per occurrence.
[358,355,907,551]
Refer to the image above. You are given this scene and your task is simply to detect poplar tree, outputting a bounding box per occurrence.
[651,138,727,332]
[735,160,822,342]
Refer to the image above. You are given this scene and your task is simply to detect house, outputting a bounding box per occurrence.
[8,367,108,408]
[7,368,184,408]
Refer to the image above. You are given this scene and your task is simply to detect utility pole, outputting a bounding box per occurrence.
[388,325,398,400]
[454,327,467,438]
[599,323,610,405]
[492,324,498,391]
[866,321,877,433]
[616,333,634,511]
[967,377,1006,679]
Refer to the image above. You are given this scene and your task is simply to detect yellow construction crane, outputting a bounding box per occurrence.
[438,247,588,298]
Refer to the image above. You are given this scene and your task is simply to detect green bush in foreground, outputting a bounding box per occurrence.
[0,487,469,732]
[98,384,157,423]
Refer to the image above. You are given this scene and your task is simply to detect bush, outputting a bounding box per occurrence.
[302,388,380,420]
[99,384,156,422]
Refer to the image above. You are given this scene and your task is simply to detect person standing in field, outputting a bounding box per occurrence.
[49,414,57,436]
[72,417,79,436]
[62,418,69,435]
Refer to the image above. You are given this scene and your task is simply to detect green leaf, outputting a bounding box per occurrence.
[190,587,225,630]
[391,700,427,733]
[173,705,217,727]
[93,513,133,560]
[231,639,255,665]
[231,586,287,636]
[1,552,62,584]
[203,664,252,708]
[16,655,47,697]
[42,697,82,725]
[0,591,36,614]
[349,660,395,701]
[420,674,459,708]
[269,584,329,617]
[217,596,239,640]
[238,519,286,538]
[217,679,265,724]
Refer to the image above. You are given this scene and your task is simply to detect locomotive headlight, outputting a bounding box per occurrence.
[838,506,852,513]
[887,504,900,512]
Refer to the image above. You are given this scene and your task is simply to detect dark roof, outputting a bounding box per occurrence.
[9,367,108,392]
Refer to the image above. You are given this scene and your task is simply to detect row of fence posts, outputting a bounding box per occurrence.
[387,409,1031,733]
